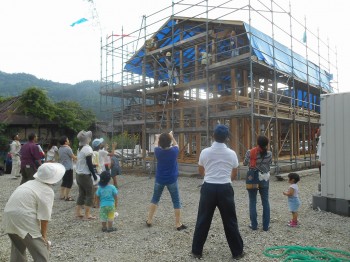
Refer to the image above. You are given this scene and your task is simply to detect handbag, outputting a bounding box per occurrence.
[246,169,260,189]
[246,154,265,190]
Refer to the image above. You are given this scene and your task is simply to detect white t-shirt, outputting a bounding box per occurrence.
[76,145,93,175]
[290,184,299,197]
[98,149,109,172]
[10,140,21,156]
[47,146,58,161]
[198,142,239,184]
[2,180,54,239]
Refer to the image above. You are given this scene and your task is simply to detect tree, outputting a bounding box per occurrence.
[19,87,56,120]
[18,87,96,132]
[55,101,96,132]
[0,123,9,151]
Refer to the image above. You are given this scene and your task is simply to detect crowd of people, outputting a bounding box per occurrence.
[2,126,302,261]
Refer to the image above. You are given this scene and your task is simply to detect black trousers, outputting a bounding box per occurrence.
[20,166,36,185]
[192,182,243,257]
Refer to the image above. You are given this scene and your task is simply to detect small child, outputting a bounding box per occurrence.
[96,171,118,232]
[283,173,301,227]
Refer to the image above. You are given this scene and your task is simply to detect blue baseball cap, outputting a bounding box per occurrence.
[214,124,229,141]
[92,138,104,148]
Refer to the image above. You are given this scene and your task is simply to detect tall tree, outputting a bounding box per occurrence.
[19,87,56,120]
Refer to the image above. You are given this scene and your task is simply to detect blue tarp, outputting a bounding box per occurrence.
[244,23,333,92]
[124,18,333,93]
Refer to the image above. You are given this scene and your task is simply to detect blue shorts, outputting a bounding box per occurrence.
[288,197,301,212]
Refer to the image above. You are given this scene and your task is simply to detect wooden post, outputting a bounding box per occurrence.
[179,108,184,161]
[166,109,170,130]
[195,107,201,161]
[194,45,199,80]
[231,68,237,100]
[243,70,248,97]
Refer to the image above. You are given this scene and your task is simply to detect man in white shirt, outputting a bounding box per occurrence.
[10,133,21,178]
[2,163,65,262]
[191,125,244,260]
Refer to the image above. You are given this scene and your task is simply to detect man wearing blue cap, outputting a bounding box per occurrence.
[191,124,244,260]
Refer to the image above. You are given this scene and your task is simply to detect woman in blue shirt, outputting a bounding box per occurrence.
[146,132,187,231]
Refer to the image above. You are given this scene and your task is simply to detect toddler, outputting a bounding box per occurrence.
[96,171,118,232]
[283,173,301,227]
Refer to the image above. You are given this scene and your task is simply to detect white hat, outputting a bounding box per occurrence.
[166,52,171,57]
[77,130,92,146]
[34,163,65,184]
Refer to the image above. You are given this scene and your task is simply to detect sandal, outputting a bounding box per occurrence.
[75,215,84,220]
[60,197,65,200]
[176,224,187,231]
[65,196,75,201]
[83,216,97,221]
[107,227,117,232]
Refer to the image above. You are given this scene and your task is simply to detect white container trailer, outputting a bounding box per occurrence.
[313,92,350,216]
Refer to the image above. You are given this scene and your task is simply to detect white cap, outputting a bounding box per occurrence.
[34,163,65,184]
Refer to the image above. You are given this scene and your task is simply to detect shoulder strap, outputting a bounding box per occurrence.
[256,154,266,171]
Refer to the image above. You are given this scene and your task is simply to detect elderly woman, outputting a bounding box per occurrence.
[243,135,272,231]
[146,131,187,231]
[75,130,98,220]
[2,163,65,262]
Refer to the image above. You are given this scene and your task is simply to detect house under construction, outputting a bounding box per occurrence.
[99,0,337,174]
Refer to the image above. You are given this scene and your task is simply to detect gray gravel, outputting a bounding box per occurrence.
[1,169,349,261]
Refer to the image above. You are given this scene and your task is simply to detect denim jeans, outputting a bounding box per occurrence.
[151,180,181,209]
[192,183,243,257]
[248,180,270,230]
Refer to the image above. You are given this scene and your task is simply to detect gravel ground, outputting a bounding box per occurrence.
[0,168,349,262]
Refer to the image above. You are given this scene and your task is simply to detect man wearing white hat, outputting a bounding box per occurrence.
[2,163,65,262]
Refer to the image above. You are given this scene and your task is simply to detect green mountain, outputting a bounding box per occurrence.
[0,71,109,119]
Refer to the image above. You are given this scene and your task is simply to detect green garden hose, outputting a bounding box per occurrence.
[263,245,350,261]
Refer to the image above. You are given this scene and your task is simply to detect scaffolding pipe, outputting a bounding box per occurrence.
[249,0,255,148]
[205,0,210,147]
[270,0,279,174]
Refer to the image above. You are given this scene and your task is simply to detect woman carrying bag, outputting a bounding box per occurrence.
[243,135,272,231]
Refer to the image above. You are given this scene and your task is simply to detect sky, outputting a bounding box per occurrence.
[0,0,349,92]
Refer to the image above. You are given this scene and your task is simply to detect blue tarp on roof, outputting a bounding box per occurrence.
[244,23,333,92]
[124,19,206,82]
[124,18,333,93]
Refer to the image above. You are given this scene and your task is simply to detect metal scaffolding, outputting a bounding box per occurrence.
[99,0,338,174]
